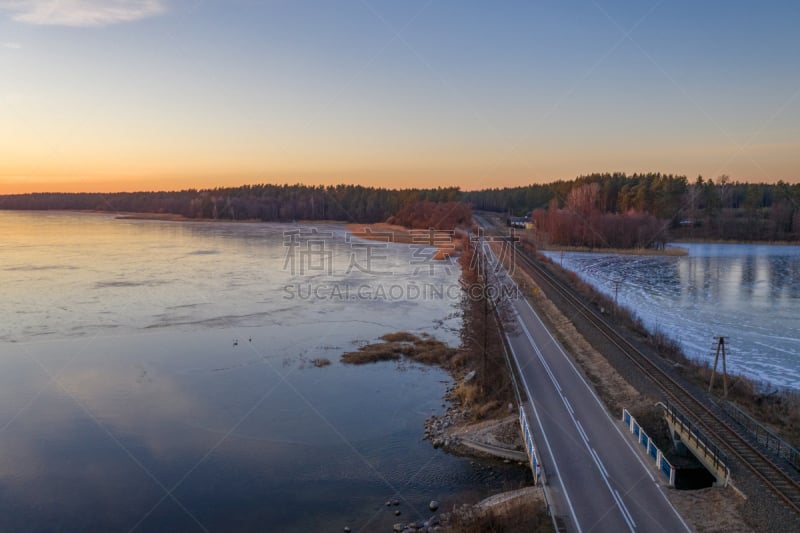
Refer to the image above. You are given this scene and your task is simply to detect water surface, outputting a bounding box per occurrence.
[0,211,527,531]
[543,243,800,389]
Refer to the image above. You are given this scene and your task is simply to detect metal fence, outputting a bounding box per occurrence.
[663,402,730,485]
[722,400,800,472]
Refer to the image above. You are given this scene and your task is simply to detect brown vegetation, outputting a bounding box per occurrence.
[340,332,458,366]
[344,222,467,261]
[456,233,518,420]
[387,200,473,230]
[443,487,550,532]
[532,182,669,249]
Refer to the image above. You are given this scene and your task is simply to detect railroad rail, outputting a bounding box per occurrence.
[501,236,800,516]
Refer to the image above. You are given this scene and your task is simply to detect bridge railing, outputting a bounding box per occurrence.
[663,402,730,482]
[722,400,800,472]
[622,409,676,486]
[519,406,540,484]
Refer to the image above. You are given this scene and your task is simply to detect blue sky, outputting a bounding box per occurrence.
[1,0,799,192]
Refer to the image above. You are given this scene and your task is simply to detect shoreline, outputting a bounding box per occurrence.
[336,330,540,531]
[670,237,800,246]
[535,243,689,256]
[4,209,798,248]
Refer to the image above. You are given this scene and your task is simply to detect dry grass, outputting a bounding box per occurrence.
[433,247,453,260]
[445,491,551,533]
[341,333,458,366]
[476,400,502,419]
[341,343,404,364]
[345,222,460,260]
[452,382,480,407]
[380,331,418,343]
[345,222,415,243]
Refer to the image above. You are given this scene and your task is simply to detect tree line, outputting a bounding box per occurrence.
[465,173,800,243]
[0,184,461,224]
[2,173,799,241]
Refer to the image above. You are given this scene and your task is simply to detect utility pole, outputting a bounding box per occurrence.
[708,336,729,398]
[611,278,622,308]
[482,245,488,397]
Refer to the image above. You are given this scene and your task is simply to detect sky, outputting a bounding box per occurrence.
[1,0,799,193]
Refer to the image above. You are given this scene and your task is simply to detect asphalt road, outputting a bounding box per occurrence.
[481,237,690,532]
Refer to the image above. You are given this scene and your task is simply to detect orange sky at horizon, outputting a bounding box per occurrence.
[3,166,800,195]
[3,149,799,195]
[4,0,800,196]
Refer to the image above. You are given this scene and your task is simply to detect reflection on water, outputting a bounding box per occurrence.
[543,243,800,389]
[0,212,529,531]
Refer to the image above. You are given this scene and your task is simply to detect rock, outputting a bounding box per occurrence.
[392,499,400,506]
[343,528,351,532]
[393,523,404,532]
[394,509,401,516]
[386,500,392,506]
[429,500,439,511]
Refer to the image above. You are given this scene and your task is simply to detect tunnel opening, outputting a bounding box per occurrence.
[668,430,719,490]
[673,464,716,490]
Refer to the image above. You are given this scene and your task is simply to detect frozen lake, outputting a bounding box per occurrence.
[0,211,527,531]
[542,243,800,390]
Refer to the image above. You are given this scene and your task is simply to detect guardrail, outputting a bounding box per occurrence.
[519,406,541,483]
[623,409,676,486]
[722,400,800,472]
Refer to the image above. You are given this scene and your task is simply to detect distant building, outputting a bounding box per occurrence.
[507,216,527,229]
[507,212,533,229]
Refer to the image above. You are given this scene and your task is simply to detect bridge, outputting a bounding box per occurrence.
[661,402,730,487]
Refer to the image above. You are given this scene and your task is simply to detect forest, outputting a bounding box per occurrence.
[1,173,799,242]
[466,173,800,244]
[0,184,462,224]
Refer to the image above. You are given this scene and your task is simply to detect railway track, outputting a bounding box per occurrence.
[508,240,800,516]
